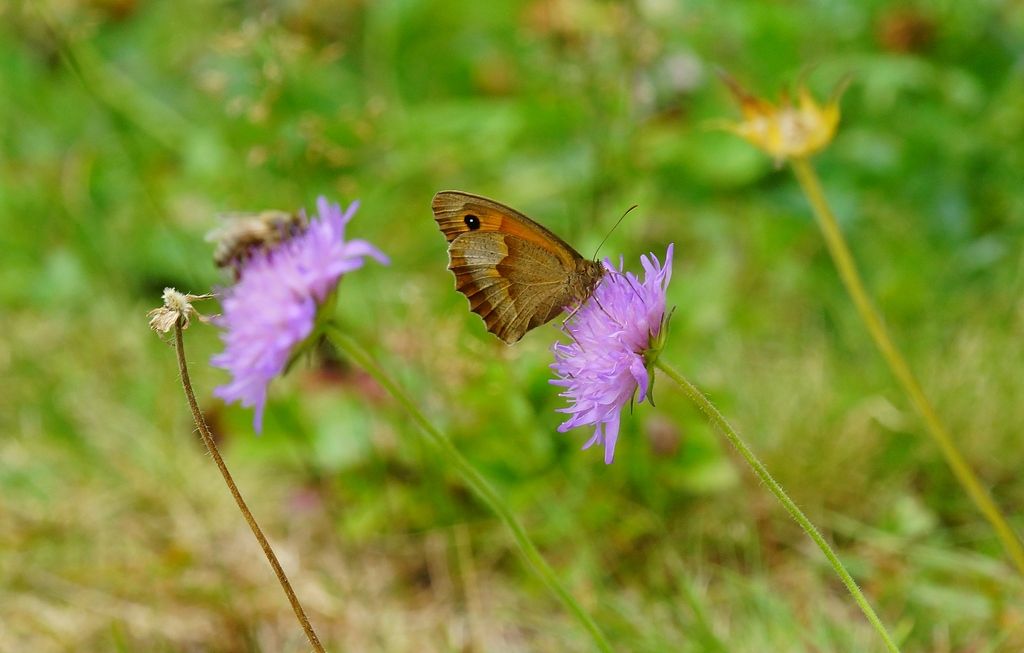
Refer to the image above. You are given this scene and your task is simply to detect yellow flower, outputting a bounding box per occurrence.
[716,73,849,163]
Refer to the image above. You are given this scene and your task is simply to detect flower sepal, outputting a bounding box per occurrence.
[281,286,342,376]
[639,305,675,408]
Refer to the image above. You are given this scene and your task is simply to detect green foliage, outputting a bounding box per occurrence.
[2,0,1024,650]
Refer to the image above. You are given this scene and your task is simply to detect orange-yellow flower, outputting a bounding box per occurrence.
[716,73,848,163]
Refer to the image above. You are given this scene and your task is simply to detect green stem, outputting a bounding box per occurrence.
[790,157,1024,578]
[324,325,613,653]
[654,359,900,653]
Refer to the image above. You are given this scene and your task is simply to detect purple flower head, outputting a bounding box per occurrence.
[211,197,388,432]
[551,244,674,464]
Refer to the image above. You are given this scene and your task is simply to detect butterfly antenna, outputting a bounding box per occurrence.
[592,204,638,261]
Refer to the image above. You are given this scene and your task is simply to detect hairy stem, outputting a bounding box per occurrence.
[791,157,1024,577]
[655,359,900,653]
[173,324,326,653]
[324,324,613,653]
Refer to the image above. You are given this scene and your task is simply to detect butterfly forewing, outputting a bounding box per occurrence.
[432,191,584,263]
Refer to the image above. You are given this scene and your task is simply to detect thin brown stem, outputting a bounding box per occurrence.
[173,323,326,653]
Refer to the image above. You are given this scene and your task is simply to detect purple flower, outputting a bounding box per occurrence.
[211,197,388,431]
[551,244,674,464]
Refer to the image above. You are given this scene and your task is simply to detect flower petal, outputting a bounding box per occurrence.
[603,413,621,464]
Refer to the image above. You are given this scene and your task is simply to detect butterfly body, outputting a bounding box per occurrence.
[432,191,604,344]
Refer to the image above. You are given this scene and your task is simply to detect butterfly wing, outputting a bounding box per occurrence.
[431,191,585,265]
[448,231,575,343]
[432,191,586,344]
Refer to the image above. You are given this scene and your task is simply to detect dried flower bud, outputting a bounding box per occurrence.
[148,288,213,333]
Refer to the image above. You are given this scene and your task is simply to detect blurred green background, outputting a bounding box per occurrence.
[3,0,1024,650]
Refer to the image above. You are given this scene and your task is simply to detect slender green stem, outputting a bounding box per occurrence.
[324,325,613,653]
[791,157,1024,577]
[173,323,326,653]
[654,359,900,653]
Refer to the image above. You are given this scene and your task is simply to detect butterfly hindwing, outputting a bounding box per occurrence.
[448,231,573,343]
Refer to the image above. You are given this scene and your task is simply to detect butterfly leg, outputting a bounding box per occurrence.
[606,268,646,305]
[555,301,587,345]
[561,298,586,325]
[591,294,624,329]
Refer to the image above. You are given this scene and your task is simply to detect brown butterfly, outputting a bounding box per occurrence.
[431,190,605,344]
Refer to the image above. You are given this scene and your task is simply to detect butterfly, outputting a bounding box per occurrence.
[431,190,605,344]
